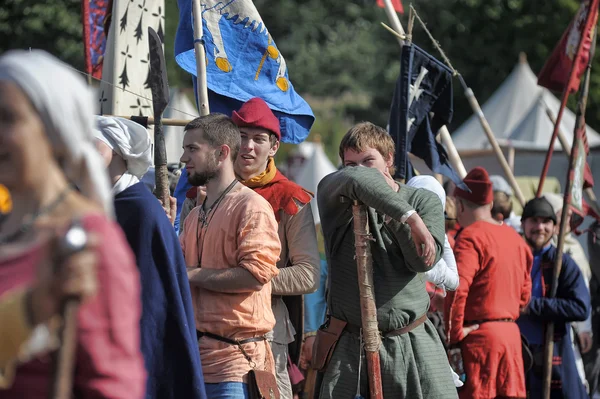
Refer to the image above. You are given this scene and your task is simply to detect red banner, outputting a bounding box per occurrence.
[538,0,599,93]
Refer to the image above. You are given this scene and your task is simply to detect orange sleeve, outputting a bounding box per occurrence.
[236,209,281,285]
[447,230,481,345]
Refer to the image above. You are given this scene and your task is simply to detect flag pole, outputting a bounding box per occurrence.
[192,0,210,116]
[545,105,600,216]
[536,4,598,197]
[542,24,597,399]
[381,0,468,180]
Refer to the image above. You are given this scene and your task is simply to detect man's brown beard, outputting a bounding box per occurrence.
[187,154,218,187]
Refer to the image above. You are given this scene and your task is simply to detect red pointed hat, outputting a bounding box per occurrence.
[232,97,281,140]
[453,167,494,205]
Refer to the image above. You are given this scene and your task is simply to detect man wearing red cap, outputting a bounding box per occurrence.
[232,97,320,399]
[445,166,533,399]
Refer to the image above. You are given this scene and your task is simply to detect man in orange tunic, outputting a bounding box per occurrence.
[445,167,532,399]
[179,114,281,398]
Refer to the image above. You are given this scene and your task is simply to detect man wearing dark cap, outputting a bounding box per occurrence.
[445,166,533,399]
[232,97,320,399]
[518,197,590,399]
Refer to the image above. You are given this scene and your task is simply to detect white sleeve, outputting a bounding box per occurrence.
[442,235,459,291]
[425,235,459,292]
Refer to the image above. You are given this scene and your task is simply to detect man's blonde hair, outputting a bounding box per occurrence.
[339,122,396,175]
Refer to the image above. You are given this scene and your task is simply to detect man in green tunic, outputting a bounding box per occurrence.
[317,122,458,398]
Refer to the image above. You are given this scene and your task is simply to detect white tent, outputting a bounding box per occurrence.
[452,54,600,150]
[294,143,337,225]
[446,54,600,204]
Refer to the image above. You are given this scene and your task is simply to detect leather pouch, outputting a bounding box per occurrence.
[248,369,280,399]
[312,316,347,372]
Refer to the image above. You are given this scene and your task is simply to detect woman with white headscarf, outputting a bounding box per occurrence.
[0,50,145,398]
[93,116,207,399]
[407,176,459,292]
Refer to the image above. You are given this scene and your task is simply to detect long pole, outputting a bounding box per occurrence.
[457,74,527,206]
[545,105,600,215]
[192,0,210,116]
[537,2,599,197]
[381,0,468,180]
[352,201,383,399]
[542,24,597,399]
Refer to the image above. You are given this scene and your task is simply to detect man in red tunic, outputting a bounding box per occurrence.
[445,167,532,399]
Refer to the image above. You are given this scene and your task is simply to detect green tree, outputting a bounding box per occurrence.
[0,0,84,71]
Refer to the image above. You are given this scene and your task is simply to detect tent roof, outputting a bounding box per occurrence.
[451,55,600,151]
[294,143,337,225]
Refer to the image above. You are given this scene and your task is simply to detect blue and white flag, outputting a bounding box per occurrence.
[175,0,314,143]
[389,44,466,189]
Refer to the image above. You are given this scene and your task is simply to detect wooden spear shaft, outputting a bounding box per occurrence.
[542,25,597,399]
[352,201,383,399]
[457,75,526,206]
[104,115,191,126]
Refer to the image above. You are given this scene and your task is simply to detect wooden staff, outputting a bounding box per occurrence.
[104,115,191,126]
[457,74,526,206]
[192,0,210,116]
[148,27,171,214]
[352,201,383,399]
[542,25,597,399]
[49,222,87,399]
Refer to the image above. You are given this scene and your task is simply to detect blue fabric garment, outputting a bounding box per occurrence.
[114,182,206,399]
[304,258,328,333]
[174,0,314,144]
[518,245,552,345]
[516,245,590,399]
[204,382,249,399]
[173,167,191,234]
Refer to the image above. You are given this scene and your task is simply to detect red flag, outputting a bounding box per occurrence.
[538,0,599,93]
[376,0,404,14]
[82,0,111,79]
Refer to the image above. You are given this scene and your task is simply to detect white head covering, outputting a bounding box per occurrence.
[94,116,152,178]
[490,175,513,197]
[0,50,113,215]
[406,175,446,209]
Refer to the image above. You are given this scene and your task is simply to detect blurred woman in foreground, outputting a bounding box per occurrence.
[0,50,145,398]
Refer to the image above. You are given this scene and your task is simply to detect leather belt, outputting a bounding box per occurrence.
[197,330,267,346]
[464,318,514,326]
[345,314,428,338]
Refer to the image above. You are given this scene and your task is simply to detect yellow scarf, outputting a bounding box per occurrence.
[239,158,277,188]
